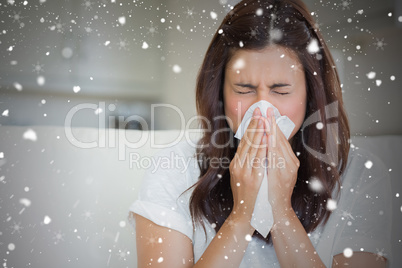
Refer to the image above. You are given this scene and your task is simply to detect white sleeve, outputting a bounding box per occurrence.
[332,149,392,261]
[128,145,195,241]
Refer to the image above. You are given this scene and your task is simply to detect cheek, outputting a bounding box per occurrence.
[277,101,306,137]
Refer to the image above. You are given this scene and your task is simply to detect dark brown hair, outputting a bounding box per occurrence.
[191,0,350,243]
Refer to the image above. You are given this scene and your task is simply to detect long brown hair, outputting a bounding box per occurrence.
[191,0,350,243]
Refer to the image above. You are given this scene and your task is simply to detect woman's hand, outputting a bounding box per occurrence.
[264,108,325,267]
[229,107,268,221]
[265,108,300,213]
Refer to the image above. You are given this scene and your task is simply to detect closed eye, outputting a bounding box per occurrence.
[234,83,257,94]
[235,90,254,94]
[270,83,291,95]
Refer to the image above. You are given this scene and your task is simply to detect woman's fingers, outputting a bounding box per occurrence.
[237,108,264,161]
[230,108,269,214]
[266,108,276,151]
[269,109,300,167]
[246,117,266,163]
[264,108,298,207]
[252,131,268,177]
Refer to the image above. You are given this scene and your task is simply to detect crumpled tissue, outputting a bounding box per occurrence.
[234,100,295,238]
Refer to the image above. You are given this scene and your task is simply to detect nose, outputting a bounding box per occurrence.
[255,91,279,117]
[256,90,273,105]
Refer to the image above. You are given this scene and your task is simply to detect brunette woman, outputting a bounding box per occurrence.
[130,0,391,267]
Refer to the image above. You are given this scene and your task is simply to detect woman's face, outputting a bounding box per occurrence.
[223,46,307,139]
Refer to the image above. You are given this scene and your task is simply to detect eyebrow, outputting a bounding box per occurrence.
[235,83,257,89]
[235,83,291,89]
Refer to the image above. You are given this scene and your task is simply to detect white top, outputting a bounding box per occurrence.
[129,140,392,267]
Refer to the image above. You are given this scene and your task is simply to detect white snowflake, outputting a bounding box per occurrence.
[185,7,196,18]
[375,248,386,261]
[53,231,65,244]
[118,16,126,25]
[326,199,337,211]
[269,28,282,42]
[23,129,37,141]
[32,62,44,74]
[146,233,159,247]
[82,0,94,11]
[339,0,352,10]
[373,38,387,50]
[226,217,237,229]
[307,39,320,54]
[343,247,353,258]
[55,20,65,34]
[82,210,94,220]
[117,248,129,260]
[341,210,355,220]
[146,21,158,36]
[10,221,23,234]
[249,26,260,39]
[290,63,302,73]
[142,41,149,49]
[313,20,323,31]
[366,71,376,79]
[117,38,129,50]
[364,160,373,169]
[11,11,23,23]
[172,64,182,73]
[308,177,324,193]
[309,232,321,244]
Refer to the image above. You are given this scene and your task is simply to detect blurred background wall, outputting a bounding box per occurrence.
[0,0,401,135]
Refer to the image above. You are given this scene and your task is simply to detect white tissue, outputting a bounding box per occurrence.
[234,100,295,238]
[234,100,295,140]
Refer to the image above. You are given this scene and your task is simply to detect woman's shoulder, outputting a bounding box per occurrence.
[153,138,199,160]
[130,139,200,238]
[314,145,393,265]
[334,145,392,218]
[141,139,200,189]
[341,145,390,186]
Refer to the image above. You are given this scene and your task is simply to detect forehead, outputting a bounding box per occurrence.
[225,46,304,80]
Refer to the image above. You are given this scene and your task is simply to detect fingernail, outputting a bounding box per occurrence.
[266,113,271,125]
[267,108,273,117]
[253,108,260,116]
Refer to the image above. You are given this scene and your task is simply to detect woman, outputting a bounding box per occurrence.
[129,0,392,267]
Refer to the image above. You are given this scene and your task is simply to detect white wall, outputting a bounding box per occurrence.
[156,0,228,130]
[311,0,402,135]
[0,0,164,129]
